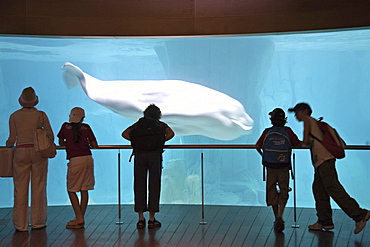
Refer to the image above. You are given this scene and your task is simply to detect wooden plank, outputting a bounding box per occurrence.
[1,205,369,246]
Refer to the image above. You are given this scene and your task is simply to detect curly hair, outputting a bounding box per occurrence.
[270,108,287,127]
[143,104,162,120]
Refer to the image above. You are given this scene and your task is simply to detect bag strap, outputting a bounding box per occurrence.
[309,119,324,142]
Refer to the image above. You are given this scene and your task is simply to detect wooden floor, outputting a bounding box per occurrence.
[0,204,370,247]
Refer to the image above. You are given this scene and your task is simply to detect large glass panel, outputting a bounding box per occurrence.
[0,28,369,209]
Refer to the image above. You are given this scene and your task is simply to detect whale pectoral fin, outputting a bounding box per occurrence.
[62,62,86,89]
[63,70,80,89]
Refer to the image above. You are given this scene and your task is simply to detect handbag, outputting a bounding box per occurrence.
[0,147,14,177]
[34,112,57,158]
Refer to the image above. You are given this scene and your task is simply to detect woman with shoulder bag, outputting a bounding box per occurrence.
[6,87,54,232]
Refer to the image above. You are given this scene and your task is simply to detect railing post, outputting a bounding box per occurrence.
[292,152,299,228]
[116,149,124,225]
[200,152,207,225]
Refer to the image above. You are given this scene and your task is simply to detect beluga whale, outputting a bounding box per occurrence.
[62,62,253,140]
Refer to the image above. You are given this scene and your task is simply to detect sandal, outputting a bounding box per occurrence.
[137,219,146,229]
[66,219,85,229]
[148,219,161,229]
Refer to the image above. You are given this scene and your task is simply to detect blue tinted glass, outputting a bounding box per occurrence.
[0,28,369,208]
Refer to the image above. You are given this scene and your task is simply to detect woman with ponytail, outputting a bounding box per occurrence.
[57,107,98,229]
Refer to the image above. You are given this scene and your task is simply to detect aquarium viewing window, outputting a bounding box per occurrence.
[0,28,370,209]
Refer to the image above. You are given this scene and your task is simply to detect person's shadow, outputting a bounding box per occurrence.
[135,228,160,246]
[29,228,47,247]
[273,231,285,247]
[69,228,87,247]
[12,231,29,247]
[308,230,335,247]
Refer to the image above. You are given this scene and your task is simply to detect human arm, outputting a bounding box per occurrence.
[42,111,55,141]
[89,140,98,149]
[255,144,263,156]
[57,123,66,146]
[164,126,175,142]
[86,125,98,148]
[58,138,66,146]
[6,114,16,147]
[286,127,302,148]
[121,127,131,141]
[301,117,311,147]
[255,129,267,156]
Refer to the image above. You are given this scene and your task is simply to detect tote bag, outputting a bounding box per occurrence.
[34,112,57,158]
[0,147,14,177]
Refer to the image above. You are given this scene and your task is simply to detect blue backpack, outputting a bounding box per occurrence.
[262,127,292,164]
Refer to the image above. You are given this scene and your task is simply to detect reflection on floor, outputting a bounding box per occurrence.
[0,205,369,246]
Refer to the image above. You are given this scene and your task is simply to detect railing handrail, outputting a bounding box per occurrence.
[1,145,369,150]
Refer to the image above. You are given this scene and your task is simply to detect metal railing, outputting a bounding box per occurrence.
[2,144,369,226]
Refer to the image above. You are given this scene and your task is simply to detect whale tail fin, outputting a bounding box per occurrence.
[62,62,85,89]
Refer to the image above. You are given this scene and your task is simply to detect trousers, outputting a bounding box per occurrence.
[134,151,162,212]
[12,147,48,231]
[313,159,367,224]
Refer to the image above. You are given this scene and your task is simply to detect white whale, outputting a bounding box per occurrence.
[62,62,253,140]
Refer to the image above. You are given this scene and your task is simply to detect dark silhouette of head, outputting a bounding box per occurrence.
[144,104,162,120]
[269,108,287,127]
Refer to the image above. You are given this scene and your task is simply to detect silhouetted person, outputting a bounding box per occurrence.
[58,107,98,229]
[6,87,54,231]
[122,104,174,229]
[289,102,370,234]
[256,108,300,232]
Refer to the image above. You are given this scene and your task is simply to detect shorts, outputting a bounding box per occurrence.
[266,166,290,206]
[67,155,95,192]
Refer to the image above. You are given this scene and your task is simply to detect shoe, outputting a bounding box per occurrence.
[354,210,370,234]
[308,222,334,231]
[148,219,161,229]
[66,219,85,229]
[137,219,146,229]
[274,218,285,232]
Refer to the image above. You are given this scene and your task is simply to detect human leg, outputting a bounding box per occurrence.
[134,155,147,229]
[66,156,94,228]
[147,152,162,213]
[30,151,48,229]
[134,154,149,213]
[318,159,369,233]
[148,210,161,228]
[312,164,333,226]
[266,168,279,208]
[276,167,290,219]
[147,152,162,228]
[319,159,367,223]
[68,191,84,224]
[80,190,89,219]
[12,148,31,231]
[137,211,146,229]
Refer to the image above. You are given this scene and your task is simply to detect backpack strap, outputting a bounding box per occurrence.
[309,119,324,142]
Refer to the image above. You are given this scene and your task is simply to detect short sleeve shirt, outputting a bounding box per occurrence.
[57,122,97,160]
[256,126,301,168]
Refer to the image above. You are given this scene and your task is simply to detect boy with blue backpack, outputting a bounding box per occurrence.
[256,108,301,232]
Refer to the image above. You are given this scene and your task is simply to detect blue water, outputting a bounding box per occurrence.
[1,28,370,209]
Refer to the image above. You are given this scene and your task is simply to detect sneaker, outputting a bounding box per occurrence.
[148,219,161,229]
[308,222,334,231]
[354,210,370,234]
[274,217,285,232]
